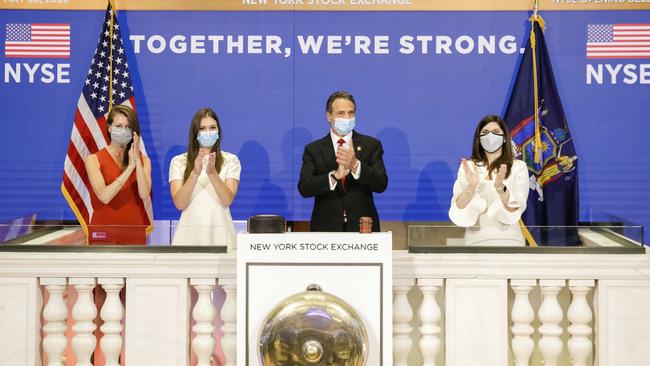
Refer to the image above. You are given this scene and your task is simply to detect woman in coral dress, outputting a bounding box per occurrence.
[85,104,151,244]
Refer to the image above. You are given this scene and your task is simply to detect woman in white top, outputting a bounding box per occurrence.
[449,115,529,246]
[169,108,241,248]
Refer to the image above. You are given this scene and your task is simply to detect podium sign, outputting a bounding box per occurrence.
[237,232,392,365]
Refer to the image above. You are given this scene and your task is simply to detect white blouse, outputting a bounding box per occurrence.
[448,159,530,246]
[168,151,241,248]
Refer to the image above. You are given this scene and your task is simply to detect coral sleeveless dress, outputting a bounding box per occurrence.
[88,147,149,245]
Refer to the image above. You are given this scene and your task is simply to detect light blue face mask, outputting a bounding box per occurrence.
[197,131,219,148]
[334,118,355,136]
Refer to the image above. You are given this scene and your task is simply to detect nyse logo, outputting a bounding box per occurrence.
[3,23,71,84]
[585,23,650,85]
[4,63,70,84]
[586,64,650,85]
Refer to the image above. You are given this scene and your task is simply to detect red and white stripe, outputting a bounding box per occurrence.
[587,24,650,59]
[613,24,650,41]
[5,24,70,58]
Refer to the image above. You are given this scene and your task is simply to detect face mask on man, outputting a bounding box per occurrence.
[479,132,504,153]
[197,131,219,148]
[110,127,133,147]
[333,118,355,136]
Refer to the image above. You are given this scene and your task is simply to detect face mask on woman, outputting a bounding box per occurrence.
[479,132,504,153]
[333,118,355,136]
[197,131,219,148]
[110,127,133,147]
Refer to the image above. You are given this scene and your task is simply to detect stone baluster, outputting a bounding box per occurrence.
[220,278,237,366]
[567,279,595,366]
[99,278,125,366]
[511,279,536,366]
[41,278,68,366]
[393,278,414,366]
[191,279,217,366]
[70,278,97,366]
[538,279,566,366]
[417,278,442,366]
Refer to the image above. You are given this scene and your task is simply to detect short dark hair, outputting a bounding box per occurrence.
[326,91,356,113]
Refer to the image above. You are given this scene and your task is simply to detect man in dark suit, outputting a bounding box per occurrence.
[298,91,388,232]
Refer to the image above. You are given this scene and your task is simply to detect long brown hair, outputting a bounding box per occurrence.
[470,114,514,179]
[106,105,140,167]
[183,108,224,182]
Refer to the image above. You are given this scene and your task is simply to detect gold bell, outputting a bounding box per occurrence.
[257,284,368,365]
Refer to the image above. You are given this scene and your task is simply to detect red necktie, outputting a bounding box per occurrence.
[337,139,346,188]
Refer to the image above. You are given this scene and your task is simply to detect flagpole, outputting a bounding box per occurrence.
[522,0,542,248]
[108,0,115,111]
[519,220,538,247]
[530,0,542,165]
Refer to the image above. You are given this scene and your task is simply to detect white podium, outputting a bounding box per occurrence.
[237,232,393,365]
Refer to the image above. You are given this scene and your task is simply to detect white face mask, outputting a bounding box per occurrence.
[110,127,132,147]
[479,132,504,153]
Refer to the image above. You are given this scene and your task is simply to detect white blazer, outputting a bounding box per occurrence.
[448,159,530,246]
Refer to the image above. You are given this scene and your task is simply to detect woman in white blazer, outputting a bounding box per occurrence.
[449,115,529,246]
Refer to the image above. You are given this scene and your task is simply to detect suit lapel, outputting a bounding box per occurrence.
[319,133,337,173]
[352,131,362,161]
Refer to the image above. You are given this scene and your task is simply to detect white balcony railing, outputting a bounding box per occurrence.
[1,244,650,365]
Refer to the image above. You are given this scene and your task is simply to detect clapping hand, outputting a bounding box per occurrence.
[128,143,136,170]
[132,132,141,153]
[494,164,507,191]
[129,132,142,169]
[335,164,350,180]
[336,140,357,171]
[462,159,479,188]
[193,150,205,176]
[205,152,217,177]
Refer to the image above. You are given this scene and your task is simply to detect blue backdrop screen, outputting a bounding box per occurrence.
[1,9,649,240]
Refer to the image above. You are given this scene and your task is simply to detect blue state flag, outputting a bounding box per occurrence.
[504,16,580,246]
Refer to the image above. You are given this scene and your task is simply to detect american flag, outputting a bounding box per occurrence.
[62,3,153,238]
[4,23,70,58]
[587,24,650,59]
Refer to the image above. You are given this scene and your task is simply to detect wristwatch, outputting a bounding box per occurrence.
[501,185,507,193]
